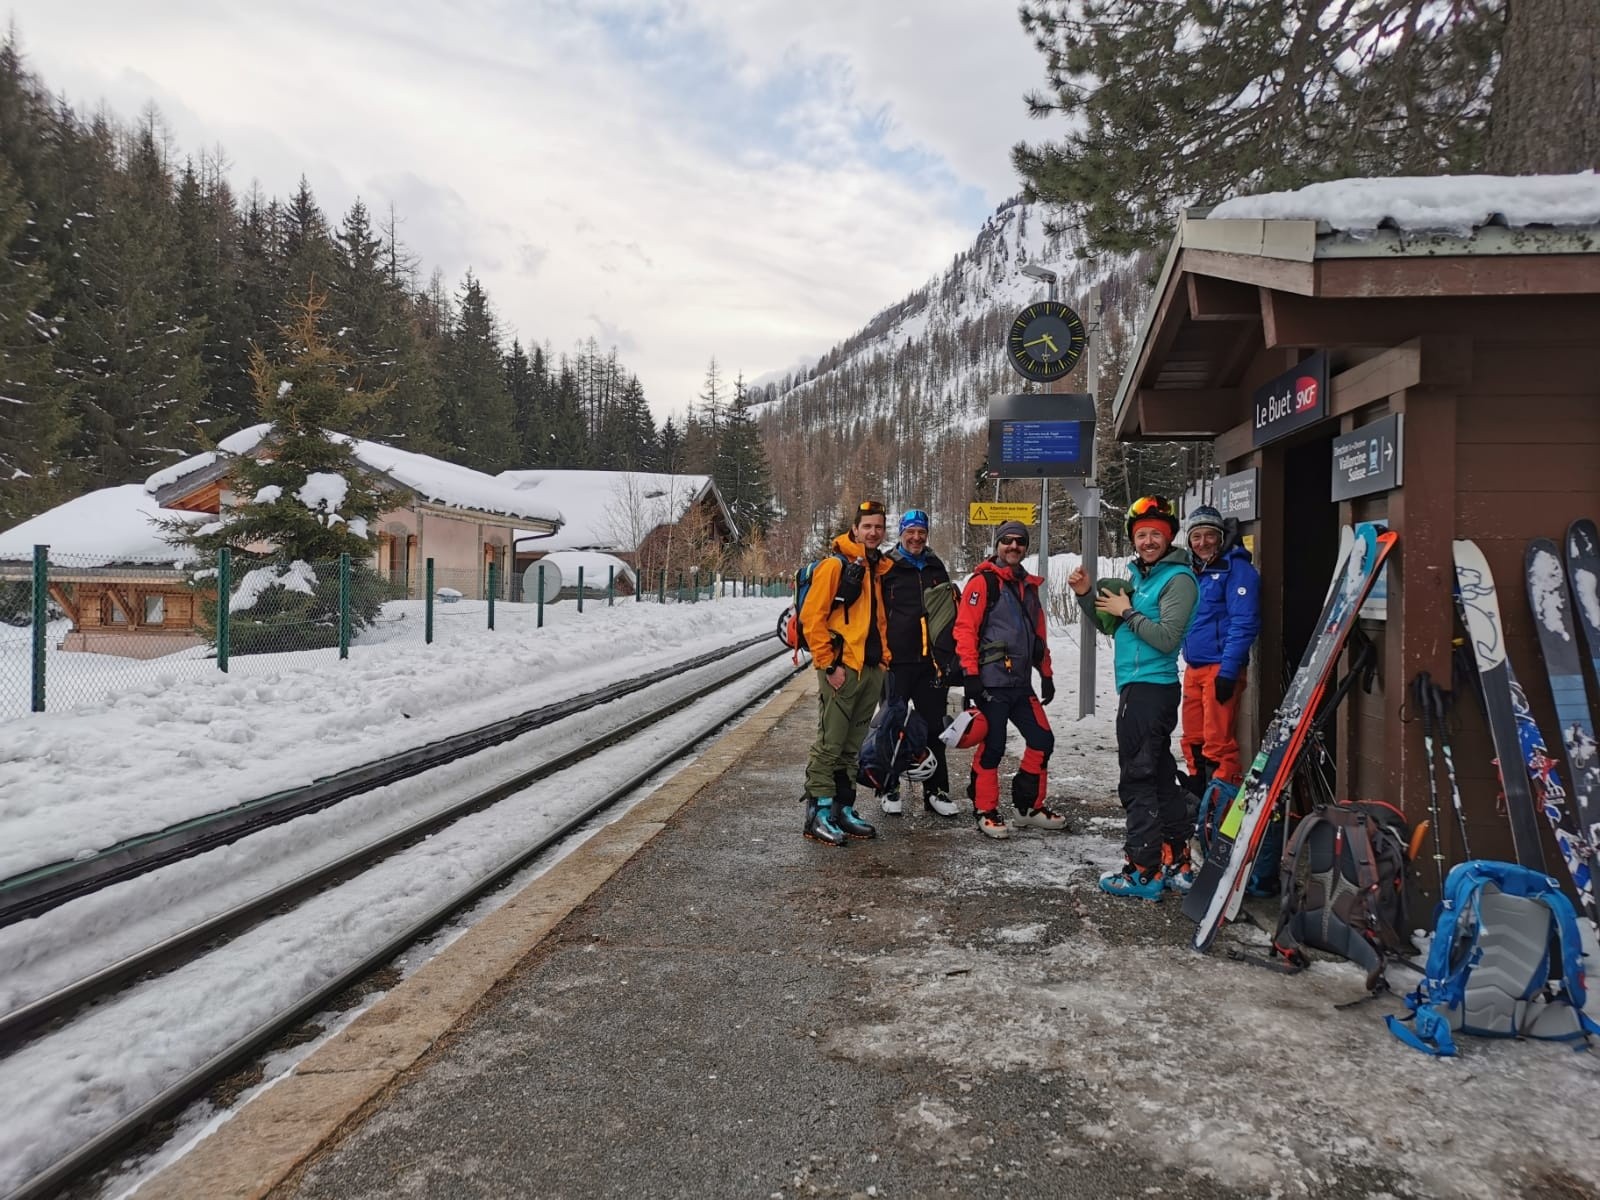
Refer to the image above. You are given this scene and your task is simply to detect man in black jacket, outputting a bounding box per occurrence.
[876,509,958,817]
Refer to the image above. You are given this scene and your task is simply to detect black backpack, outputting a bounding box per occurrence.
[1272,800,1417,992]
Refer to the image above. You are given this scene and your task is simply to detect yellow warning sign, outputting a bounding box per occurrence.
[968,502,1038,526]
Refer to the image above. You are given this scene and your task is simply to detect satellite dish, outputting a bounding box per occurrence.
[522,559,563,603]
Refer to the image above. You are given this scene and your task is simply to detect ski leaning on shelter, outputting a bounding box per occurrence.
[1184,521,1396,952]
[1570,518,1600,709]
[1526,539,1600,912]
[1453,540,1549,872]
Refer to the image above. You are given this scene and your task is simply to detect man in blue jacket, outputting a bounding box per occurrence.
[1179,505,1261,799]
[1069,496,1198,899]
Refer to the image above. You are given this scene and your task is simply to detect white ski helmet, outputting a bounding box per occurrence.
[903,748,939,782]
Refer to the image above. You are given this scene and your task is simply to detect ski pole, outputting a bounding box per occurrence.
[1425,677,1472,861]
[1411,671,1447,892]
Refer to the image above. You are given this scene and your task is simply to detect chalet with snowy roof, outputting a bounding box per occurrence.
[497,469,737,590]
[1111,172,1600,887]
[0,429,562,656]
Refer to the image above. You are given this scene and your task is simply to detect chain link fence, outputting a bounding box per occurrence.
[0,545,790,720]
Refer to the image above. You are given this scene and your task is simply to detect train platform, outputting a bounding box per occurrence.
[130,671,1600,1200]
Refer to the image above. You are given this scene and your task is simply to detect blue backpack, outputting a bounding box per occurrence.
[1386,860,1600,1056]
[856,675,930,793]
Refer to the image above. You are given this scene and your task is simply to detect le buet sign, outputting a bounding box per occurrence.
[1252,351,1329,447]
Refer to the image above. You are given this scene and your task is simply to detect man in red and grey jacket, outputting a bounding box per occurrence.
[952,520,1067,840]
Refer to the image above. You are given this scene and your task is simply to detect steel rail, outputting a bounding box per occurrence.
[4,649,801,1200]
[0,634,770,928]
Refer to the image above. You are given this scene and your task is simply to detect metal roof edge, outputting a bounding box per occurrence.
[1311,223,1600,258]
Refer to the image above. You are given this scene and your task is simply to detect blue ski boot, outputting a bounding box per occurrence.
[834,800,877,840]
[1099,859,1165,900]
[804,798,847,847]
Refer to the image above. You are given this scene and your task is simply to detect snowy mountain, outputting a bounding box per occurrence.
[752,197,1153,567]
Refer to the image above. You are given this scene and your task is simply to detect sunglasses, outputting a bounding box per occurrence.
[998,536,1028,547]
[856,500,886,517]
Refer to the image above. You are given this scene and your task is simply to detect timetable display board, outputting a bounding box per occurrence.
[987,393,1096,478]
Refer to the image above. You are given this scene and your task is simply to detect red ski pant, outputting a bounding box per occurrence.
[1181,662,1244,785]
[968,689,1053,813]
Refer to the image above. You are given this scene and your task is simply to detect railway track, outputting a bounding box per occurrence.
[0,638,798,1200]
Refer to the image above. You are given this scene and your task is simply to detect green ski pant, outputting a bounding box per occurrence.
[804,665,885,800]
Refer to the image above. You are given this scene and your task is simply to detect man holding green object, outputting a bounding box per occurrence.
[1068,496,1198,898]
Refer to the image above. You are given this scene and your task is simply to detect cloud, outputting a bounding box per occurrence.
[6,0,1046,421]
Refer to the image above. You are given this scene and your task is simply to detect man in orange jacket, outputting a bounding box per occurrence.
[800,499,894,846]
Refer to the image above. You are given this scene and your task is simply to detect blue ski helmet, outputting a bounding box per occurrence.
[899,509,930,534]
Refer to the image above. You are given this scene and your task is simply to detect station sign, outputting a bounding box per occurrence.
[968,502,1039,526]
[1252,351,1329,447]
[1211,467,1260,522]
[1330,413,1404,501]
[987,392,1097,478]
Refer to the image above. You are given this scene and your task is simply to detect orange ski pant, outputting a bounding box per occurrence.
[1180,662,1244,785]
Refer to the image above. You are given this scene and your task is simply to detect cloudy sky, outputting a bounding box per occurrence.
[8,0,1049,420]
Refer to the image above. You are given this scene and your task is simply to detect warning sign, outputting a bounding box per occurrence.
[968,502,1038,526]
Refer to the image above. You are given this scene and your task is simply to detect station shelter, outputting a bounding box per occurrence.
[1110,176,1600,897]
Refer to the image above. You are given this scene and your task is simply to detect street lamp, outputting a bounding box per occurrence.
[1020,262,1058,298]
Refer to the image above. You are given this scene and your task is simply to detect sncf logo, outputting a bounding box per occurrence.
[1294,376,1319,413]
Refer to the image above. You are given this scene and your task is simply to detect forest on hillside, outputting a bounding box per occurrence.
[0,39,774,545]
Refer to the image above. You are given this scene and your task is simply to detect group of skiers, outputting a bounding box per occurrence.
[797,494,1261,904]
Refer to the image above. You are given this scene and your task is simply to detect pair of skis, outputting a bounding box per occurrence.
[1454,523,1600,938]
[1184,523,1395,950]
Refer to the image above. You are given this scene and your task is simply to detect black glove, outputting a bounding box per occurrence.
[1213,675,1236,704]
[1040,676,1056,705]
[964,685,985,710]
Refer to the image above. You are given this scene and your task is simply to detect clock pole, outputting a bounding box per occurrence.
[1019,264,1056,618]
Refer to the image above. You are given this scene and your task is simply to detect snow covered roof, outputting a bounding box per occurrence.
[0,485,205,567]
[1208,172,1600,235]
[145,427,561,526]
[498,470,734,552]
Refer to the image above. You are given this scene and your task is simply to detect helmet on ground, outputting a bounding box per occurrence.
[1185,504,1226,538]
[904,748,939,782]
[1126,495,1179,540]
[940,705,989,750]
[899,509,930,534]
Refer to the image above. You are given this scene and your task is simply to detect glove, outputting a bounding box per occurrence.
[1040,676,1056,705]
[1213,675,1236,704]
[964,685,985,710]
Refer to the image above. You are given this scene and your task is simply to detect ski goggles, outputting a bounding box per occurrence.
[1126,495,1176,522]
[855,500,887,518]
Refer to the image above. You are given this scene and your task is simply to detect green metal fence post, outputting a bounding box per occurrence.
[425,558,435,644]
[607,565,614,607]
[658,569,666,604]
[217,548,231,673]
[30,545,47,713]
[488,561,497,631]
[577,566,584,613]
[635,568,642,602]
[537,565,545,628]
[338,553,352,660]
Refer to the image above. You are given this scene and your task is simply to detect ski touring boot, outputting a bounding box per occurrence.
[1014,802,1067,831]
[975,808,1012,840]
[804,797,847,847]
[835,801,877,840]
[1162,842,1197,893]
[923,791,959,817]
[1099,858,1165,900]
[878,788,903,816]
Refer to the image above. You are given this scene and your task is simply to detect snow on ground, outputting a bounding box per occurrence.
[0,597,789,880]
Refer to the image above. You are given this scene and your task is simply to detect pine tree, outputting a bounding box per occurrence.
[58,115,203,484]
[714,375,775,539]
[658,415,684,475]
[0,156,73,524]
[175,152,257,433]
[171,287,389,652]
[504,337,538,467]
[1013,1,1502,253]
[438,271,515,471]
[279,175,340,301]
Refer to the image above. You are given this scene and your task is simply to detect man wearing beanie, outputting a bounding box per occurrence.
[878,509,958,816]
[952,520,1065,839]
[1179,504,1261,813]
[1069,496,1198,898]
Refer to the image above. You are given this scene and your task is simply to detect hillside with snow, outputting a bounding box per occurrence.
[750,198,1157,569]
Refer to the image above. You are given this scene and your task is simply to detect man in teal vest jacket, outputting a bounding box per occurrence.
[1069,496,1198,899]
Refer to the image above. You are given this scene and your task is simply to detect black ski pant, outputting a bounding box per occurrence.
[889,660,950,795]
[1117,682,1187,870]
